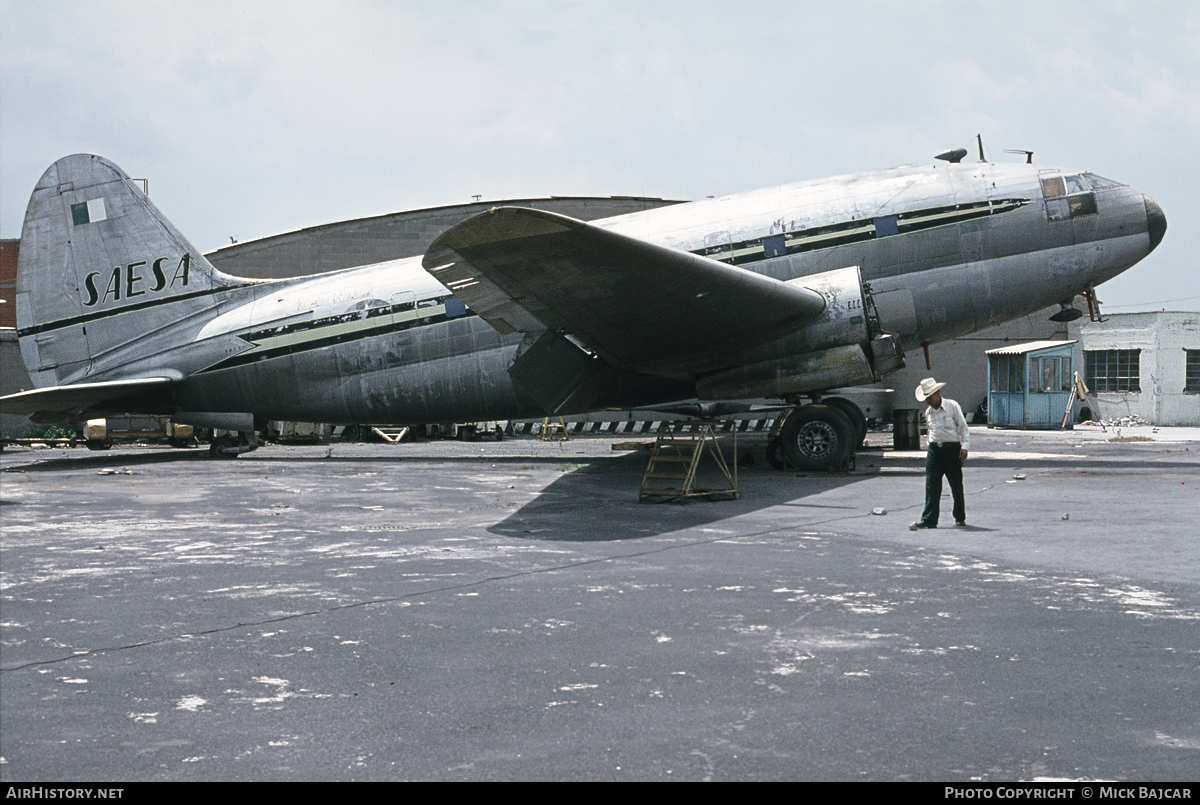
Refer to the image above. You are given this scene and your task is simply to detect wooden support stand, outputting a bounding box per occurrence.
[540,417,569,441]
[639,423,739,503]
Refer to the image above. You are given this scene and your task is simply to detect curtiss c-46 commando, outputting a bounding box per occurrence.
[1,150,1165,468]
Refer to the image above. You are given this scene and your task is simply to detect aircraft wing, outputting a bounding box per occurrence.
[0,377,176,422]
[422,207,826,373]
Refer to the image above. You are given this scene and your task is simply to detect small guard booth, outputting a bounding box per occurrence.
[985,340,1077,429]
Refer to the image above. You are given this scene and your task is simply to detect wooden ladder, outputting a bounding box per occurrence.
[639,423,739,503]
[540,417,569,441]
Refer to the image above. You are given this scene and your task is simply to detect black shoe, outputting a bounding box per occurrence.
[909,521,936,530]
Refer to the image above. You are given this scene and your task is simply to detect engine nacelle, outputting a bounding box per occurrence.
[695,266,903,400]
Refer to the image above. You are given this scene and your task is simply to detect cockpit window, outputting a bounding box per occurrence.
[1068,193,1097,217]
[1041,176,1066,197]
[1064,174,1089,194]
[1042,173,1099,222]
[1082,172,1124,189]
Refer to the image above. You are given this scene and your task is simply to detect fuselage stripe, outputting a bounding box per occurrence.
[195,296,474,374]
[16,280,261,338]
[692,198,1030,266]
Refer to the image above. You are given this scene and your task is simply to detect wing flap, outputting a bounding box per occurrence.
[0,377,176,422]
[423,207,826,373]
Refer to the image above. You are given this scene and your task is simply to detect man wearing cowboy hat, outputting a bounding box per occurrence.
[910,377,970,530]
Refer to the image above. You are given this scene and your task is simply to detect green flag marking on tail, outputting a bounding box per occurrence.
[70,198,107,226]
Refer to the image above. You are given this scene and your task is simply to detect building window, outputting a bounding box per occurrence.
[1033,356,1072,393]
[990,355,1023,393]
[1186,349,1200,393]
[1085,349,1141,393]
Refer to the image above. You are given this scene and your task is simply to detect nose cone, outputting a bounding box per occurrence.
[1145,195,1167,251]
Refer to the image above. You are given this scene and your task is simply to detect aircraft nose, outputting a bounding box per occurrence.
[1144,194,1167,251]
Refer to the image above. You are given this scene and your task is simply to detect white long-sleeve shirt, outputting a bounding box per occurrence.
[925,398,970,450]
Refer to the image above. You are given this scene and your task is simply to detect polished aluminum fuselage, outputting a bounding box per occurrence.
[113,162,1160,424]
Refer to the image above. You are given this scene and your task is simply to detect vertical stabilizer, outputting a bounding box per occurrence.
[16,154,249,386]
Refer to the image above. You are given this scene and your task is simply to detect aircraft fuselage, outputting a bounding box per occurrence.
[15,158,1165,428]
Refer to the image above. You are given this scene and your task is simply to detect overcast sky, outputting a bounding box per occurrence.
[2,0,1196,311]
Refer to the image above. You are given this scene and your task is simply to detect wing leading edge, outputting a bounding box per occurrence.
[423,207,827,376]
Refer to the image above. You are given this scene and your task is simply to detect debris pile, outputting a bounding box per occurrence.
[1080,415,1152,428]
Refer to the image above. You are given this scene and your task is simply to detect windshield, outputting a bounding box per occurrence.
[1081,172,1124,189]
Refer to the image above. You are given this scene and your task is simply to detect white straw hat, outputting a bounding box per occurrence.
[915,377,947,401]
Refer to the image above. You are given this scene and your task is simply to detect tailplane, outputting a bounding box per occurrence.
[15,154,249,388]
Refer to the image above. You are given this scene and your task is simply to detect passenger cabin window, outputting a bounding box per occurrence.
[1042,173,1098,222]
[350,299,391,319]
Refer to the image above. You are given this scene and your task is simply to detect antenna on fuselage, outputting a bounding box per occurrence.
[976,133,986,162]
[935,148,967,163]
[1004,149,1035,164]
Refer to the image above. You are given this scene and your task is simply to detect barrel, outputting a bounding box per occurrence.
[893,409,921,451]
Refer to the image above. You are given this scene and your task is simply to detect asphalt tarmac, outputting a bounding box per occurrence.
[1,425,1197,781]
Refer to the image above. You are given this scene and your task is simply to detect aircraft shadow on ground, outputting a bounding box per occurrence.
[5,442,1184,542]
[487,447,1192,542]
[488,448,881,542]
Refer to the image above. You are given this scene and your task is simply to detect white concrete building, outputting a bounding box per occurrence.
[1069,312,1200,426]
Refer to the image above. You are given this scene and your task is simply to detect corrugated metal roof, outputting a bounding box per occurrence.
[985,340,1076,355]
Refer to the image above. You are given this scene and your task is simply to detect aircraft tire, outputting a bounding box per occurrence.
[779,404,854,471]
[822,396,867,448]
[209,436,238,459]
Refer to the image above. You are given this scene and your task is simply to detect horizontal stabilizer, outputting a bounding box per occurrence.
[0,377,176,422]
[423,207,827,374]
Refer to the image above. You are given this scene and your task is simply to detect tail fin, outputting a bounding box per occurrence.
[16,154,248,387]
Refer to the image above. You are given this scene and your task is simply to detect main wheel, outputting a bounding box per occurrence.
[779,404,855,471]
[822,396,867,448]
[209,436,238,459]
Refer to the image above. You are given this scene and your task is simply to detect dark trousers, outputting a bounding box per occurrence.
[921,442,965,526]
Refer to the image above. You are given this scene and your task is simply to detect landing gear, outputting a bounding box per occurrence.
[775,404,857,472]
[209,431,258,459]
[820,396,868,449]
